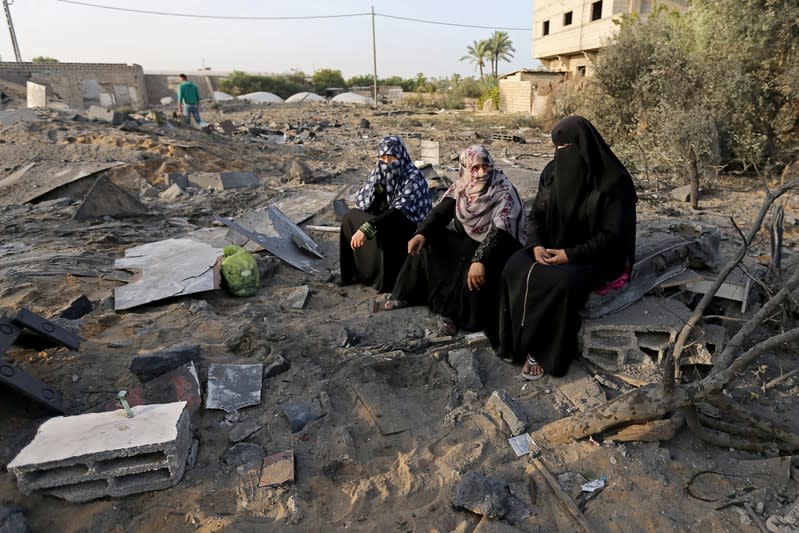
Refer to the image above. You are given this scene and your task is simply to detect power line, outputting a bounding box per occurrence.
[51,0,532,30]
[53,0,370,20]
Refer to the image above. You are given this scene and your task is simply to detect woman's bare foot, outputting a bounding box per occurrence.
[521,355,544,380]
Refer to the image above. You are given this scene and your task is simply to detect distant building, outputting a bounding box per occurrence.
[533,0,689,77]
[498,69,564,115]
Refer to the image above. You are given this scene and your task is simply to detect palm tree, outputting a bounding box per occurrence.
[460,40,490,81]
[486,31,516,78]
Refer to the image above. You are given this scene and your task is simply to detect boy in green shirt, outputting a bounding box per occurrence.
[176,74,202,125]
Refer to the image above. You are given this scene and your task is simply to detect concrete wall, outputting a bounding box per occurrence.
[532,0,689,76]
[499,71,564,116]
[0,62,147,109]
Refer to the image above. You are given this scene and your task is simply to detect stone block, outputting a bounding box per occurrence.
[7,402,191,502]
[487,390,528,436]
[87,105,127,126]
[164,173,189,189]
[448,349,483,390]
[187,171,259,191]
[159,183,185,201]
[582,297,692,372]
[26,82,47,108]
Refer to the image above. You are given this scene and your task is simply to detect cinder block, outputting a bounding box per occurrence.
[582,297,692,371]
[7,401,191,502]
[187,171,259,191]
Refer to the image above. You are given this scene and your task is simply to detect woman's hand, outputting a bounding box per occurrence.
[350,230,367,249]
[542,248,568,265]
[532,246,568,265]
[408,234,426,255]
[467,262,486,291]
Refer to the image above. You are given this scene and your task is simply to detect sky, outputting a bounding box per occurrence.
[0,0,538,80]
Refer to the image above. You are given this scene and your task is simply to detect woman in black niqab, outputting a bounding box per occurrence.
[495,115,637,379]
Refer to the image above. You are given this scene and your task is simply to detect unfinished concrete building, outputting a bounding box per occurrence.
[533,0,689,77]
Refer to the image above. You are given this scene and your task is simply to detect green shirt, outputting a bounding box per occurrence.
[177,80,200,105]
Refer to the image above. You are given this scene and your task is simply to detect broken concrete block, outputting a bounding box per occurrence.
[259,450,295,487]
[263,353,290,379]
[0,108,37,126]
[164,173,189,189]
[448,349,484,390]
[93,362,202,415]
[582,297,693,373]
[336,327,360,348]
[7,402,191,503]
[286,285,310,309]
[73,176,148,220]
[205,364,263,412]
[281,400,324,433]
[216,120,235,135]
[229,421,262,443]
[451,471,532,523]
[57,295,93,320]
[288,159,313,182]
[187,171,259,191]
[27,81,47,108]
[129,343,201,382]
[487,390,528,436]
[222,442,265,470]
[159,183,185,201]
[87,105,127,125]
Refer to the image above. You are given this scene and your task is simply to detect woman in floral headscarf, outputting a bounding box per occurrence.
[386,145,526,342]
[339,135,432,292]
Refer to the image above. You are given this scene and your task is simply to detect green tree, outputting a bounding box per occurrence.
[218,71,311,99]
[347,74,374,87]
[311,68,346,92]
[486,31,515,78]
[461,40,490,80]
[32,56,59,63]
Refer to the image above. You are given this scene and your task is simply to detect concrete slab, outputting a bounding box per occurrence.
[0,161,125,207]
[268,186,341,224]
[7,402,191,502]
[258,450,295,487]
[73,176,147,220]
[0,108,37,127]
[113,238,222,310]
[217,206,323,273]
[448,349,484,390]
[26,82,47,108]
[285,285,310,309]
[420,140,440,167]
[487,390,528,436]
[205,364,263,412]
[187,171,260,191]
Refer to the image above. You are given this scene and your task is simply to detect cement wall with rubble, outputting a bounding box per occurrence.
[0,62,148,109]
[143,73,224,103]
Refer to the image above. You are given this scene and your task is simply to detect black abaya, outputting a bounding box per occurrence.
[339,207,416,293]
[391,198,521,343]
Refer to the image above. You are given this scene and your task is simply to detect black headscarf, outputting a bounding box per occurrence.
[547,116,637,269]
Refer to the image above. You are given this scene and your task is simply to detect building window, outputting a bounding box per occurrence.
[591,1,603,21]
[577,66,586,77]
[563,11,573,26]
[542,20,550,36]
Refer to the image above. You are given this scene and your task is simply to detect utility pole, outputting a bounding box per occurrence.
[371,6,378,107]
[2,0,22,62]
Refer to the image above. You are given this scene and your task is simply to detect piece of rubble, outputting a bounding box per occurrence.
[206,364,263,412]
[222,442,265,470]
[7,402,191,503]
[229,421,262,443]
[0,161,125,207]
[285,285,310,309]
[187,171,259,191]
[0,505,28,533]
[27,81,47,108]
[452,471,532,523]
[258,450,295,487]
[487,390,528,436]
[263,353,290,379]
[159,183,185,201]
[129,343,201,382]
[0,108,37,126]
[87,105,128,125]
[93,362,202,415]
[670,184,696,203]
[281,400,324,433]
[73,175,147,220]
[56,295,93,320]
[448,349,484,390]
[113,238,222,310]
[336,327,360,348]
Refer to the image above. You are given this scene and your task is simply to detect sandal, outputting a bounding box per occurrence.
[437,317,458,336]
[521,355,545,380]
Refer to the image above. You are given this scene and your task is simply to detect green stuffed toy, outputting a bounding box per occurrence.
[221,245,260,297]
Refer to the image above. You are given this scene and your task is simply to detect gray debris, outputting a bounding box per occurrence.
[281,399,324,433]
